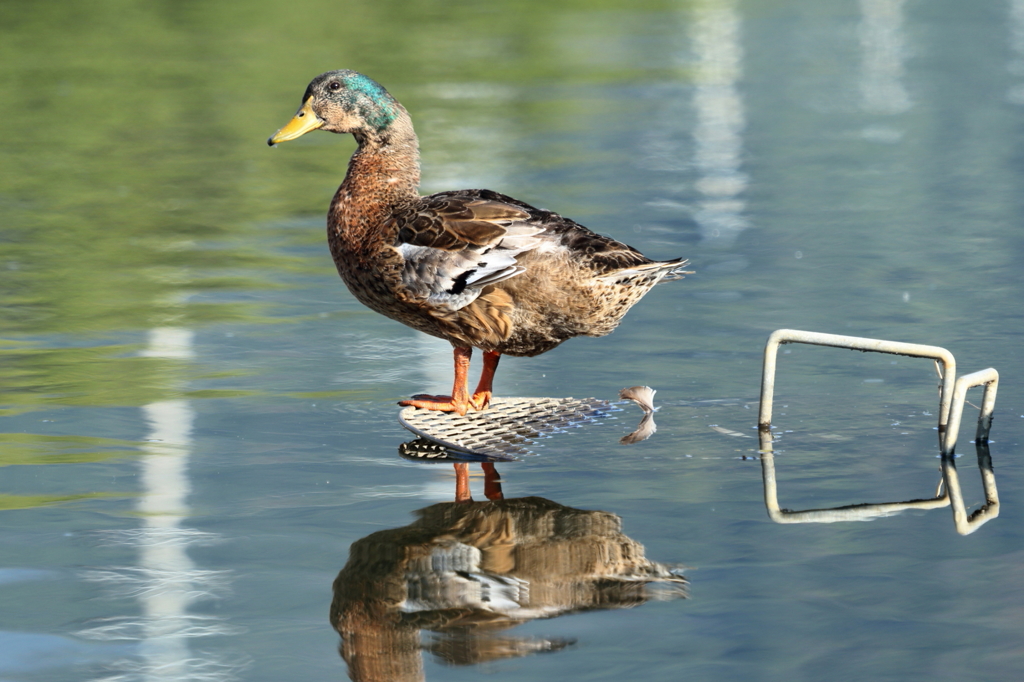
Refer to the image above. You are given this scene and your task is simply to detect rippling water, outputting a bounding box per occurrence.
[2,1,1024,680]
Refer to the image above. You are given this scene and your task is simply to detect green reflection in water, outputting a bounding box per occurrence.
[0,432,138,509]
[0,493,121,511]
[0,0,684,417]
[0,433,138,467]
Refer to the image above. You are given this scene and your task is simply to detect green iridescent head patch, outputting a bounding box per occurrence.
[342,72,398,131]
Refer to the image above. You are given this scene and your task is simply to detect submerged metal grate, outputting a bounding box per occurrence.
[399,397,620,461]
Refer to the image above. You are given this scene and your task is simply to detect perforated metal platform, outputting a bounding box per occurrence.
[398,397,620,461]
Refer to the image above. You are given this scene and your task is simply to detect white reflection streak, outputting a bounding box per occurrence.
[690,0,749,247]
[136,329,198,680]
[81,328,245,681]
[859,0,911,140]
[1009,0,1024,105]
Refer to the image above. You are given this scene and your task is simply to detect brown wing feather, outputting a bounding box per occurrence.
[396,196,531,250]
[427,189,670,276]
[391,194,541,312]
[434,286,515,349]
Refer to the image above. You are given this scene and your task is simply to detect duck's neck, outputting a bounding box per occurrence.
[330,108,420,249]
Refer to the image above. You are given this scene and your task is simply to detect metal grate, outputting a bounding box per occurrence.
[398,397,620,461]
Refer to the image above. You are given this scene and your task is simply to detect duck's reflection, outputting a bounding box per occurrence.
[332,492,686,681]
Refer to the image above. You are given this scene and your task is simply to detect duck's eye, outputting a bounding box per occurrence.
[328,81,342,91]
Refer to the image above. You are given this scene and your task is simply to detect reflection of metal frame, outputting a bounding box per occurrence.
[758,429,950,524]
[757,329,1000,535]
[940,442,1000,535]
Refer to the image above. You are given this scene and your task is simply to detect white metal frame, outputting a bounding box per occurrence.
[757,329,1000,535]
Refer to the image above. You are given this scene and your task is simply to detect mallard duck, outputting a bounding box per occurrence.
[269,70,689,415]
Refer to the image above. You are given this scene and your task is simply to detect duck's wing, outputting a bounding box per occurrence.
[450,191,686,279]
[393,193,543,311]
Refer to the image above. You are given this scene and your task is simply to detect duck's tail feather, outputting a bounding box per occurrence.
[596,258,692,284]
[661,258,694,281]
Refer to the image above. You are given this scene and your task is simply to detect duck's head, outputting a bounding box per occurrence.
[267,70,400,146]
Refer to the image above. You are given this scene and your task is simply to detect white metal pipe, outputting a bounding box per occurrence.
[759,329,956,434]
[941,367,999,456]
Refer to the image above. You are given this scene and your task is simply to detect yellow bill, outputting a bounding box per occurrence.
[267,97,323,145]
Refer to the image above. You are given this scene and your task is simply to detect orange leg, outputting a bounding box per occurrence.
[481,462,504,501]
[452,462,502,502]
[453,462,471,502]
[470,351,501,411]
[399,346,473,416]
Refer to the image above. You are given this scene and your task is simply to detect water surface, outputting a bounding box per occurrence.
[2,1,1024,680]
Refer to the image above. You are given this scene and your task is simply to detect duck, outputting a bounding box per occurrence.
[268,70,690,416]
